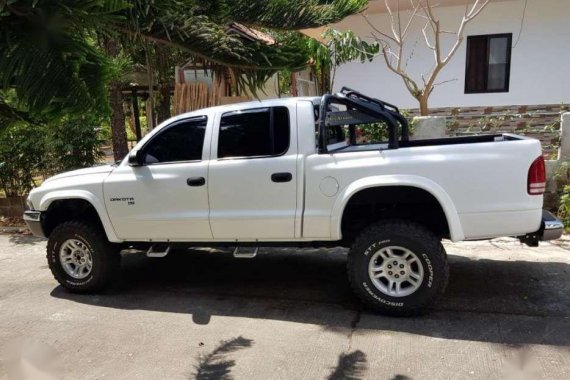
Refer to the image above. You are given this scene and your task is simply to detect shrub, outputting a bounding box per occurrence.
[0,122,47,196]
[558,185,570,229]
[45,114,105,174]
[0,114,105,197]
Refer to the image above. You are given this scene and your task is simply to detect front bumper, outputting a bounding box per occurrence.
[519,210,564,246]
[23,211,46,238]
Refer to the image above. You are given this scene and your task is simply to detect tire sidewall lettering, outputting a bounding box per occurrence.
[359,237,434,309]
[421,253,434,288]
[49,230,95,287]
[363,240,390,256]
[362,281,404,307]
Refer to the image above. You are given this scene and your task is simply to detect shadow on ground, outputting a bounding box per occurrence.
[8,234,45,246]
[327,350,367,380]
[193,336,253,380]
[50,247,570,347]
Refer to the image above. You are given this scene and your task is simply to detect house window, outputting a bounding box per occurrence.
[465,33,512,93]
[218,107,290,159]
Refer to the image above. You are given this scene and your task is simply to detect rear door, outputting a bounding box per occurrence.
[208,105,298,240]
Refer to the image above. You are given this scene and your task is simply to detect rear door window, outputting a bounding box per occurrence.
[218,107,290,159]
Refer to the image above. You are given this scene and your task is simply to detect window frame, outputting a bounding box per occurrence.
[464,33,512,94]
[217,106,291,161]
[139,115,208,166]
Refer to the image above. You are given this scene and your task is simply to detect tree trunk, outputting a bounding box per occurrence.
[155,44,172,125]
[103,38,128,161]
[290,72,298,96]
[418,95,429,116]
[110,85,128,161]
[156,83,171,124]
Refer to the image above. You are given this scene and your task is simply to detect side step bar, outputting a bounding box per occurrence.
[143,244,261,258]
[233,246,258,259]
[146,244,171,258]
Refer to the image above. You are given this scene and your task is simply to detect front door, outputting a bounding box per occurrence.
[104,116,212,241]
[208,105,297,240]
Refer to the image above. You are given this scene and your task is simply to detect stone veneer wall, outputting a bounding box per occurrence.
[408,104,567,159]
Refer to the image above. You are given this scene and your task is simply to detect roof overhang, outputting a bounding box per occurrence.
[301,0,510,42]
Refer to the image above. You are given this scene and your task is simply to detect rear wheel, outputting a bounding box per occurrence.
[47,221,121,293]
[347,221,448,316]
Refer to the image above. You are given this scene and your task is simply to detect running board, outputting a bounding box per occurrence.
[233,246,258,259]
[146,244,171,258]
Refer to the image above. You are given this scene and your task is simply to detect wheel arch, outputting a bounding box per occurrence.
[39,190,121,242]
[331,175,464,242]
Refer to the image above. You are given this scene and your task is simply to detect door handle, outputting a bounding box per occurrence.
[187,177,206,186]
[271,172,292,183]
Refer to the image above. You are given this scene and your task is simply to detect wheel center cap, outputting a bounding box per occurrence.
[383,258,409,281]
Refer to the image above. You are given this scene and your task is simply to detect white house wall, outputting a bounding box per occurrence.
[334,0,570,108]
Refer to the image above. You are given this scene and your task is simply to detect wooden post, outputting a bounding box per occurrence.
[291,72,298,97]
[131,88,142,141]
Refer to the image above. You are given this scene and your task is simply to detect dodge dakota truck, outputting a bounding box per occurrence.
[23,88,563,316]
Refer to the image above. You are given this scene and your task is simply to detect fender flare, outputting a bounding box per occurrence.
[330,175,465,241]
[38,190,122,243]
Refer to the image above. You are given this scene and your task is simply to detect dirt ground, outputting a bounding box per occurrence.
[0,234,569,379]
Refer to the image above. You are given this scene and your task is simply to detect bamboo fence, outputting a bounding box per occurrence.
[173,75,250,115]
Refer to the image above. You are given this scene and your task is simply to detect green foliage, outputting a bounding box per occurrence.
[321,28,379,67]
[358,110,413,142]
[0,0,129,118]
[0,121,47,197]
[1,0,367,119]
[558,183,570,229]
[277,69,293,97]
[306,28,379,92]
[554,162,570,228]
[45,115,105,173]
[0,113,105,197]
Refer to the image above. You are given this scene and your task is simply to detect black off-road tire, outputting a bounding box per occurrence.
[47,221,121,293]
[347,220,448,316]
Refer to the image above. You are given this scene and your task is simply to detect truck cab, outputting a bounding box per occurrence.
[104,97,316,242]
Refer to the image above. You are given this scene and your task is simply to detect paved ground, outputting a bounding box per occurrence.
[0,234,569,380]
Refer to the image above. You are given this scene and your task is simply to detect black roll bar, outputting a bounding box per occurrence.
[340,86,410,142]
[317,88,409,153]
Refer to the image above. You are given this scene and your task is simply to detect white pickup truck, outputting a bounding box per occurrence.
[24,88,563,316]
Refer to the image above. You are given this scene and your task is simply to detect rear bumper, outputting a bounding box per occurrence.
[541,210,564,241]
[23,211,46,238]
[519,210,563,246]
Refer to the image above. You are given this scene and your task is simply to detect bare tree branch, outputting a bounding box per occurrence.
[366,0,491,114]
[433,78,458,86]
[362,13,398,44]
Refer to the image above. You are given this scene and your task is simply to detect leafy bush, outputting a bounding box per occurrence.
[0,122,47,196]
[558,185,570,229]
[357,110,414,143]
[45,114,105,174]
[0,114,105,197]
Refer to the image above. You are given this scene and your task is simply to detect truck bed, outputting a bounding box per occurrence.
[331,134,521,153]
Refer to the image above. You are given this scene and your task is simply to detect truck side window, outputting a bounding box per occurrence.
[218,107,289,159]
[143,117,207,164]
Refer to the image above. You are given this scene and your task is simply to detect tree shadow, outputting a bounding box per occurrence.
[50,247,570,346]
[193,336,253,380]
[327,350,367,380]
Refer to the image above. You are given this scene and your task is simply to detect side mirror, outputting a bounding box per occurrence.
[128,149,144,167]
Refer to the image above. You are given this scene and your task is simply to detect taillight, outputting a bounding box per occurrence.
[528,156,546,195]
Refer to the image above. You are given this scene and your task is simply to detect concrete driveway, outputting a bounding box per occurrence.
[0,234,569,380]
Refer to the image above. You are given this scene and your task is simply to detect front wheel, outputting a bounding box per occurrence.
[347,221,448,316]
[47,221,121,293]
